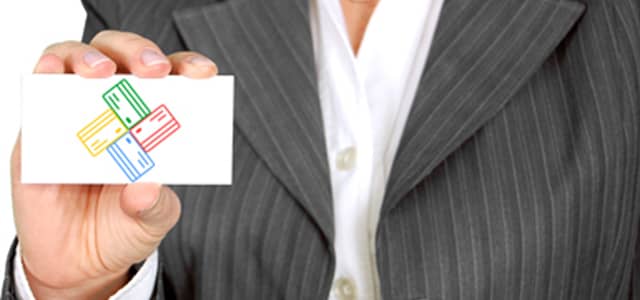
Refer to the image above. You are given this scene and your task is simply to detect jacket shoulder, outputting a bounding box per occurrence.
[81,0,226,29]
[80,0,227,52]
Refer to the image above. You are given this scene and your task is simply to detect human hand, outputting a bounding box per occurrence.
[11,30,217,299]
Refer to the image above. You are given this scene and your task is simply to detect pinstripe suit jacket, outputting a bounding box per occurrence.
[3,0,640,299]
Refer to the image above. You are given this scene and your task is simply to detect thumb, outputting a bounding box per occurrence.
[120,183,181,237]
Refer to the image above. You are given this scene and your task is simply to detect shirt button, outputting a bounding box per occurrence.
[336,147,357,171]
[333,277,357,300]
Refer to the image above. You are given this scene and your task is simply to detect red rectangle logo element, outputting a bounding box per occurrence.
[131,104,180,152]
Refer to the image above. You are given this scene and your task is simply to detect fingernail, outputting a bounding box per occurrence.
[83,50,110,68]
[34,54,63,73]
[141,48,169,67]
[188,56,215,67]
[138,197,160,218]
[136,182,162,217]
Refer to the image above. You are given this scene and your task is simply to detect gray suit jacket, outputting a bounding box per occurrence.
[4,0,640,299]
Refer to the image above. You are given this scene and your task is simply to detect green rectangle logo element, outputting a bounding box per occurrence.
[103,79,151,129]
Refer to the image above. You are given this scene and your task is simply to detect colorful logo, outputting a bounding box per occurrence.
[77,79,180,182]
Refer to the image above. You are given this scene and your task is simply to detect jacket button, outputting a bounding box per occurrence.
[332,277,357,300]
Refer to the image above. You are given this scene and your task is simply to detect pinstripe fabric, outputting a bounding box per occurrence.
[3,0,640,299]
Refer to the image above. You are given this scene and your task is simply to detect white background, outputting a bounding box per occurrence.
[0,2,86,277]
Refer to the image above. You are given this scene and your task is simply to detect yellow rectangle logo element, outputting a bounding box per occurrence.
[77,109,127,156]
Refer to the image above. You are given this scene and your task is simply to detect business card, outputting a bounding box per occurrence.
[21,74,234,185]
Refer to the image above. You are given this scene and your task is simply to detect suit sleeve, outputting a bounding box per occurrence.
[1,239,19,300]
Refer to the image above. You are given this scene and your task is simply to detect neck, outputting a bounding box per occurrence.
[340,0,380,55]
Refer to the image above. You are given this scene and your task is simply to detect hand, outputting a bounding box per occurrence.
[11,30,217,299]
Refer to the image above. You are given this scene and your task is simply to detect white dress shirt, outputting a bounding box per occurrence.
[311,1,443,299]
[14,0,443,299]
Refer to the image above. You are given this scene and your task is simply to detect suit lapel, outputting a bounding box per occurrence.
[171,0,586,241]
[172,0,335,243]
[382,0,585,214]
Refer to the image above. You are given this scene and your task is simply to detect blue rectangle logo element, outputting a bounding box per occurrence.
[106,133,155,182]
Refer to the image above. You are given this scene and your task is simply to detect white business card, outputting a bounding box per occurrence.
[21,74,234,185]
